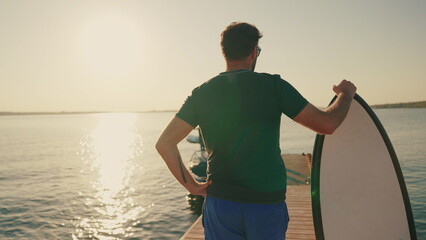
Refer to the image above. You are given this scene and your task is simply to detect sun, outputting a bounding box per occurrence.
[78,14,144,77]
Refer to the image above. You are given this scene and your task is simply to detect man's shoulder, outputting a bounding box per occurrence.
[191,71,284,93]
[192,73,229,91]
[254,72,282,80]
[187,77,217,97]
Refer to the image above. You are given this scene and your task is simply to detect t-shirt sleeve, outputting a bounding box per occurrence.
[176,89,199,128]
[277,77,309,119]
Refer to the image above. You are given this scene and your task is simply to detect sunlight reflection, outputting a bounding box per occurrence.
[74,113,144,239]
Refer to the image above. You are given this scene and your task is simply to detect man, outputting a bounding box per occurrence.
[156,22,356,239]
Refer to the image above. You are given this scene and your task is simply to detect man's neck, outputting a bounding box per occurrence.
[225,60,252,72]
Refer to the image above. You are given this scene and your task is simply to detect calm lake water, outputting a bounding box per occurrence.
[0,109,425,239]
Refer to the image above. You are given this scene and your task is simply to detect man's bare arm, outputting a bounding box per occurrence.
[155,117,211,196]
[293,80,357,135]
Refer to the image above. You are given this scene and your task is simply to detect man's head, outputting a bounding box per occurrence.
[221,22,263,62]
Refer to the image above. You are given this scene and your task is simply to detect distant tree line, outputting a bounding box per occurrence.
[371,101,426,109]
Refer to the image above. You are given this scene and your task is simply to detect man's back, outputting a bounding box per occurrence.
[177,70,308,203]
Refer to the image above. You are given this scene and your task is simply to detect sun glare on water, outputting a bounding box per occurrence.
[74,113,144,239]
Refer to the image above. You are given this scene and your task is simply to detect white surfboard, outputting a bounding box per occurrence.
[311,94,417,240]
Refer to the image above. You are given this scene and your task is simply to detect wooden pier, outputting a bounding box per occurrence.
[180,154,316,240]
[285,185,316,240]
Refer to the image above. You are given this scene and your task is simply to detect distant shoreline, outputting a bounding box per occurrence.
[371,101,426,109]
[0,110,177,116]
[1,101,425,116]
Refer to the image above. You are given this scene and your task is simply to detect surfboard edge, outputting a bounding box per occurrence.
[311,94,417,240]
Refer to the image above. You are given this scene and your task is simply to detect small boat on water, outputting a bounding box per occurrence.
[186,128,208,214]
[186,128,208,183]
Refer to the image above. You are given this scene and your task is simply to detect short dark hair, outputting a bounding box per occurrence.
[221,22,263,61]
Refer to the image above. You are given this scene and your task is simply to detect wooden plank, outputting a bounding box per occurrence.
[284,154,312,185]
[180,217,203,240]
[180,185,315,240]
[286,185,315,240]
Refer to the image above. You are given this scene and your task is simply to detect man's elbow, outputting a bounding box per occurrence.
[312,118,338,135]
[316,126,334,135]
[321,127,335,135]
[156,138,176,154]
[320,120,341,135]
[155,139,165,153]
[297,120,337,135]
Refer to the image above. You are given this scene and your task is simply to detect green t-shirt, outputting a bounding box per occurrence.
[177,70,308,203]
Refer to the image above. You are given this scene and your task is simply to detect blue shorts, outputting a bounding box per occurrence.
[202,196,290,240]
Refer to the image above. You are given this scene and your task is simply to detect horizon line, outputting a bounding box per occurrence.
[1,100,425,116]
[0,110,178,116]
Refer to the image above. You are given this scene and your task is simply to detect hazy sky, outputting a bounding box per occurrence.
[1,0,425,112]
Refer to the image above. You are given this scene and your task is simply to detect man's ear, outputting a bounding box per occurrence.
[249,47,257,61]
